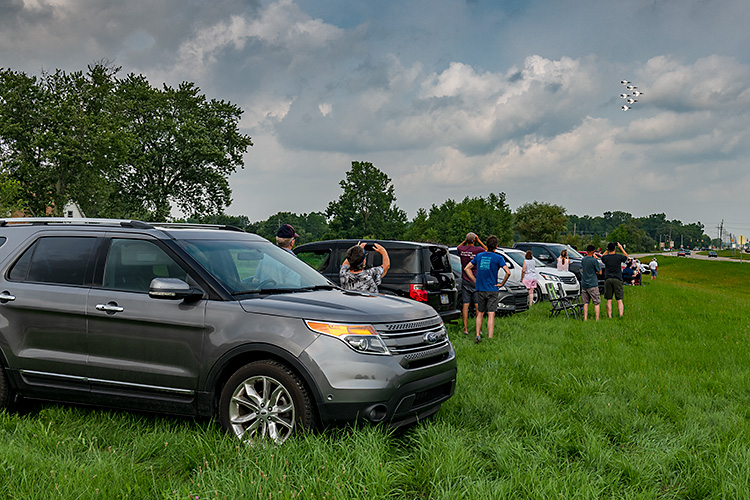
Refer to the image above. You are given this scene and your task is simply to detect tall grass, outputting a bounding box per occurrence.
[1,257,749,499]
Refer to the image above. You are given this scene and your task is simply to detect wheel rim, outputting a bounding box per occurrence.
[533,286,541,304]
[228,375,296,444]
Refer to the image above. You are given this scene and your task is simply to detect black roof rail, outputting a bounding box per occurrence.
[148,223,246,232]
[0,217,154,229]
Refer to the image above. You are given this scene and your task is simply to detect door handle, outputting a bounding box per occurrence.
[95,303,124,313]
[0,291,16,302]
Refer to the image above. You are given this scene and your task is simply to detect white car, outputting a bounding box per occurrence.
[496,247,580,303]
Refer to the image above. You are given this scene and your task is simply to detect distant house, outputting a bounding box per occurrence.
[62,201,85,218]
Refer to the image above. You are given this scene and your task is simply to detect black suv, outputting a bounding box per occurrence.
[513,242,584,281]
[0,219,457,444]
[294,240,460,323]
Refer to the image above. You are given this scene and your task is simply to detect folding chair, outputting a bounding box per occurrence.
[545,282,582,319]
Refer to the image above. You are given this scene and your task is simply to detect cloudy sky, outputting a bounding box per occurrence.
[2,0,750,238]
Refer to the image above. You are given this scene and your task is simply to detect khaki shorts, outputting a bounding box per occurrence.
[581,287,601,305]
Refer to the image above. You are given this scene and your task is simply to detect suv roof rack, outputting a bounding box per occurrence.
[148,223,245,232]
[0,217,154,229]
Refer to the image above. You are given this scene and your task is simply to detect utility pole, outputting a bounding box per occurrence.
[719,219,724,249]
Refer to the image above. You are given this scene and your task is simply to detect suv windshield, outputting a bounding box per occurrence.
[502,250,546,267]
[542,243,583,260]
[179,239,331,294]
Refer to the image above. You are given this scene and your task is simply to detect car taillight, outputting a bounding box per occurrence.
[410,284,428,302]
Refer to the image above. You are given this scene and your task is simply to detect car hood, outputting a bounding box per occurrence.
[239,288,438,324]
[536,267,577,279]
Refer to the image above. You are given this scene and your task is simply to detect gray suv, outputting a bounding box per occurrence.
[0,219,456,444]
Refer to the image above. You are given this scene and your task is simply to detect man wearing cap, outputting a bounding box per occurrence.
[456,232,487,335]
[276,224,299,255]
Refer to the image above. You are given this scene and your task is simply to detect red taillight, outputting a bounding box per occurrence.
[410,284,428,302]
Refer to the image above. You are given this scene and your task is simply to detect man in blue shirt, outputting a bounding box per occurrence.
[464,235,510,343]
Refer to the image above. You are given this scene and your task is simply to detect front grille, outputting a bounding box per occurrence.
[561,275,578,285]
[375,317,451,369]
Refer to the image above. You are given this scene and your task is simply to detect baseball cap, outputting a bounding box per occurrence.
[276,224,299,238]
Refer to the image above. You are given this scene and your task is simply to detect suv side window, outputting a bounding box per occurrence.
[531,246,553,262]
[102,238,189,293]
[8,236,96,285]
[296,249,331,272]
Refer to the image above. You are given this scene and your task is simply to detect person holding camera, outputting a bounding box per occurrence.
[340,242,390,293]
[601,241,629,318]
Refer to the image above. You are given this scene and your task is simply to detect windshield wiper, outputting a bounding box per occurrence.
[232,284,335,296]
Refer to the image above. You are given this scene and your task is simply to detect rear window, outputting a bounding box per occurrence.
[427,246,450,273]
[371,249,419,273]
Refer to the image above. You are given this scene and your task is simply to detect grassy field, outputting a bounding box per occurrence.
[1,256,749,499]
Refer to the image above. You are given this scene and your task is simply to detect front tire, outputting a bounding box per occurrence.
[532,286,542,304]
[219,360,314,445]
[0,366,12,410]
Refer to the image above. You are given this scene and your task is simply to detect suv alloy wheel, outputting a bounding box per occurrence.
[219,360,315,444]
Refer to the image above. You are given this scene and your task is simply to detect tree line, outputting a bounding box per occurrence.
[1,65,710,251]
[193,161,710,253]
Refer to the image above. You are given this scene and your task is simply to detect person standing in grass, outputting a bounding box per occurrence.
[457,232,488,335]
[649,258,658,280]
[464,235,510,343]
[581,244,602,321]
[601,241,628,318]
[521,250,538,309]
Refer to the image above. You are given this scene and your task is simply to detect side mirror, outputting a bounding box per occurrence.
[149,278,204,302]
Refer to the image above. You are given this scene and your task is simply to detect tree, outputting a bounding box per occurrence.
[0,174,23,216]
[607,223,654,252]
[248,211,329,243]
[109,75,252,220]
[0,64,252,220]
[325,161,407,239]
[407,193,512,246]
[514,201,567,242]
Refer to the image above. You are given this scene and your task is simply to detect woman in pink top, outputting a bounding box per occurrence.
[557,249,570,272]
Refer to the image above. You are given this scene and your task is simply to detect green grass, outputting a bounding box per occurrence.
[2,257,750,499]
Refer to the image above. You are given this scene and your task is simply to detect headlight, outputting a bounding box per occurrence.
[305,321,389,355]
[539,272,560,282]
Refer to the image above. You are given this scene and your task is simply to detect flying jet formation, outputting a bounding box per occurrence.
[620,80,643,110]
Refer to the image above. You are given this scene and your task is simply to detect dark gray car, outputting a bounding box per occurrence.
[0,219,456,444]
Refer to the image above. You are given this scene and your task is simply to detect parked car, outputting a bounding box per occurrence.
[678,249,687,257]
[513,242,584,281]
[0,219,457,444]
[497,247,580,303]
[708,251,718,258]
[294,239,460,323]
[447,251,529,315]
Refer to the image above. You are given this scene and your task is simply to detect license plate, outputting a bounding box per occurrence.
[440,294,449,305]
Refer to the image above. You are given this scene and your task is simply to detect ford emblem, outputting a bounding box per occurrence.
[423,331,445,343]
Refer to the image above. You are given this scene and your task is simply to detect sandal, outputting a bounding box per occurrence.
[474,335,481,344]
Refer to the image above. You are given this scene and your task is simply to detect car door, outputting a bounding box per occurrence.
[86,236,207,406]
[0,234,97,400]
